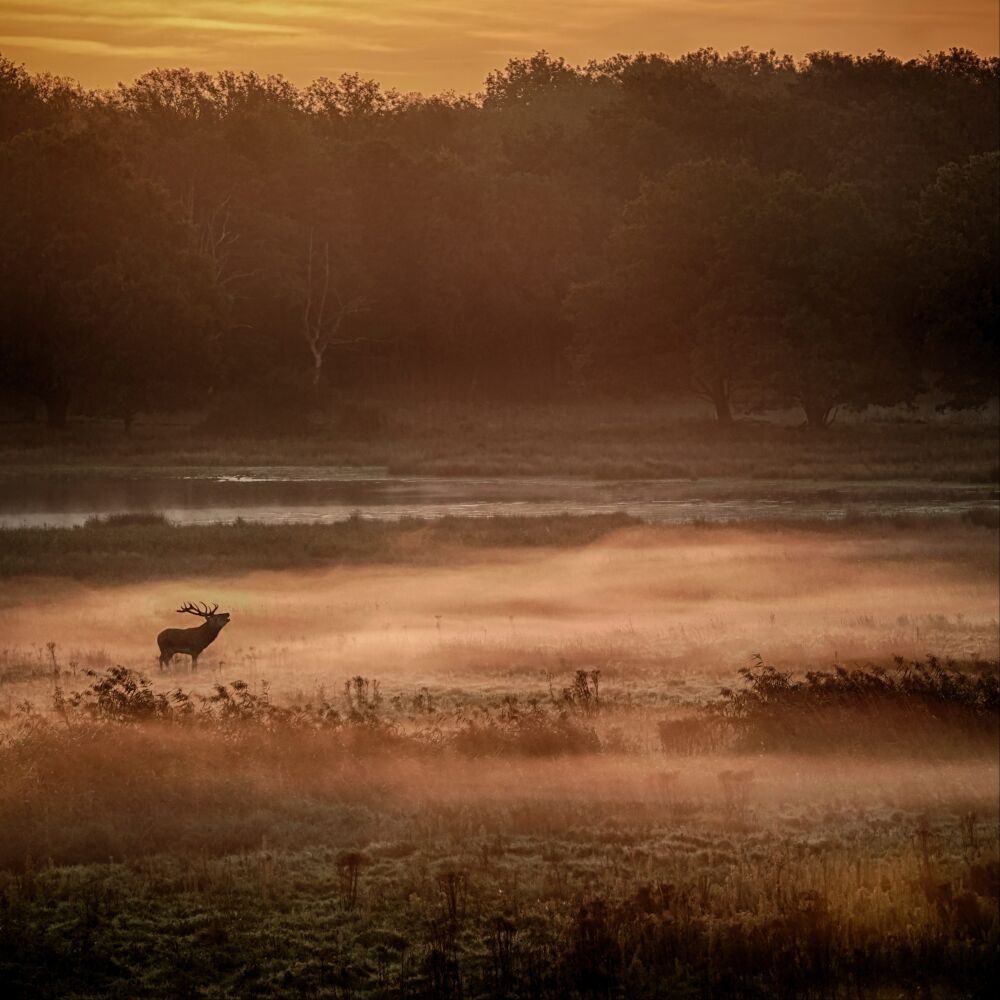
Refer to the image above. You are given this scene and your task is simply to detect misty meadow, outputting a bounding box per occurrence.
[0,21,998,1000]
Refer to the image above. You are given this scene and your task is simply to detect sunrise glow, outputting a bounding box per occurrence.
[1,0,997,93]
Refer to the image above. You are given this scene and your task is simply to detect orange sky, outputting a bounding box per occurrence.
[0,1,996,94]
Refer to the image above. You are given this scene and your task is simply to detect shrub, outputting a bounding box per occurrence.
[711,655,1000,753]
[449,699,602,757]
[59,665,189,723]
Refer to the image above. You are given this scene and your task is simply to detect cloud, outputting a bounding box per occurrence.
[0,0,995,92]
[151,17,304,36]
[465,29,542,43]
[0,33,203,60]
[232,32,404,54]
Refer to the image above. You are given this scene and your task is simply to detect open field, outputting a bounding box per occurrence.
[0,404,997,481]
[1,516,997,703]
[0,516,997,997]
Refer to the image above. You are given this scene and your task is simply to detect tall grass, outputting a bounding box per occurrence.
[1,660,994,868]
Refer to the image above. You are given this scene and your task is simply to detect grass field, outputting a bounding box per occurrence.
[0,515,996,998]
[0,402,997,481]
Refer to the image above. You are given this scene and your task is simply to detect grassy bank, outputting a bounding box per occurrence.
[2,510,997,584]
[0,403,997,481]
[0,513,640,582]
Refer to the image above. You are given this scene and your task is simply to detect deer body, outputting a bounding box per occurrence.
[158,602,230,668]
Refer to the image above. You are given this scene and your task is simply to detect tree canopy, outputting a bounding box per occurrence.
[0,47,996,428]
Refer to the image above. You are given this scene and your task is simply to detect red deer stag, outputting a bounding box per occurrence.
[157,601,231,669]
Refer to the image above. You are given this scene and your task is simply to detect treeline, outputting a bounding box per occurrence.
[0,48,997,430]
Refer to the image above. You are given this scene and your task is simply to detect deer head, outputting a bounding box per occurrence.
[177,601,231,630]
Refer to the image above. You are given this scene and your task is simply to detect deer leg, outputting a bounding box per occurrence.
[191,653,199,671]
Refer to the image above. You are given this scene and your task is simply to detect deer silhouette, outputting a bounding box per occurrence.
[157,601,231,669]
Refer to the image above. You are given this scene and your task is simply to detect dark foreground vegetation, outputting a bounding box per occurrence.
[0,661,997,998]
[0,48,997,432]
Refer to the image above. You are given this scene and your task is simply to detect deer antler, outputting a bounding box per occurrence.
[177,601,214,618]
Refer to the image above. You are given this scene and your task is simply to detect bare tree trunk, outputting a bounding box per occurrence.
[801,401,834,429]
[709,378,734,425]
[303,232,367,392]
[694,376,734,424]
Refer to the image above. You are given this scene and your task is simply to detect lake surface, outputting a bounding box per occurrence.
[0,470,995,527]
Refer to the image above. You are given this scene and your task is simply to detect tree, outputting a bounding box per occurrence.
[76,234,220,428]
[483,51,586,110]
[732,173,919,427]
[911,152,999,408]
[570,162,919,427]
[0,123,216,426]
[0,49,995,420]
[568,160,767,422]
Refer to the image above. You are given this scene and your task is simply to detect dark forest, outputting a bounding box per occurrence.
[1,47,997,431]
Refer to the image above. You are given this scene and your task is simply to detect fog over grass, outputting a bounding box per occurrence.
[1,516,997,997]
[1,518,995,706]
